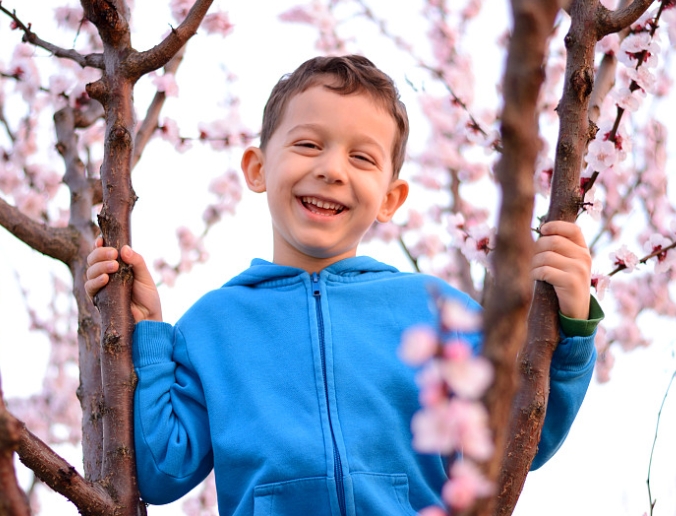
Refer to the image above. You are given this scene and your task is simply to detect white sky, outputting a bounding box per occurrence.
[1,1,676,515]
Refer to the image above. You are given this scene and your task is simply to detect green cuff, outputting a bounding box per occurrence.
[558,295,605,337]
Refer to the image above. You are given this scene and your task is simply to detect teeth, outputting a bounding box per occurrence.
[301,196,345,211]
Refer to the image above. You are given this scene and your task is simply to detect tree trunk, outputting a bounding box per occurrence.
[496,0,654,513]
[459,2,560,516]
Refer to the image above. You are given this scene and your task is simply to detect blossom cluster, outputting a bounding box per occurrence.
[399,298,494,512]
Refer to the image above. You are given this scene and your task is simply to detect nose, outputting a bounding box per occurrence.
[314,148,347,184]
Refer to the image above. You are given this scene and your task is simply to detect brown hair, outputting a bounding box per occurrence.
[260,55,409,177]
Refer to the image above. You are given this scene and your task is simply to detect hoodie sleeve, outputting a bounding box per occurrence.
[132,321,214,504]
[530,297,603,469]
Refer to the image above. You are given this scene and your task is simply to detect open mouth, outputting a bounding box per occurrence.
[300,196,346,216]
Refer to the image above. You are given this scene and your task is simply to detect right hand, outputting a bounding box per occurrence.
[85,238,163,323]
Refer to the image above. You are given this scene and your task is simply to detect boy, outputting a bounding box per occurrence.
[86,55,601,515]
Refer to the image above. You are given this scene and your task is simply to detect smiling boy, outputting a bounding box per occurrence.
[86,55,600,515]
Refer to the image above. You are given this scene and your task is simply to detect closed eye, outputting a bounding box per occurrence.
[352,154,376,165]
[295,141,320,149]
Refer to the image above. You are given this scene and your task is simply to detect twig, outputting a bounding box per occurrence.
[608,239,676,276]
[0,4,104,69]
[646,369,676,516]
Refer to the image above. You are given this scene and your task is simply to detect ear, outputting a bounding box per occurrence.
[241,146,267,193]
[376,179,409,223]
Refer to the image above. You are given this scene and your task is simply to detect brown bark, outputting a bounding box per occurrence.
[80,2,144,513]
[460,2,560,516]
[497,0,653,513]
[17,423,114,515]
[79,1,214,513]
[0,198,79,264]
[0,374,31,516]
[54,104,105,484]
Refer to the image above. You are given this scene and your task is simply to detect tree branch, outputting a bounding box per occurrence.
[0,374,30,516]
[596,0,655,38]
[132,46,186,169]
[467,1,559,514]
[16,420,115,515]
[125,0,213,79]
[0,197,79,264]
[0,4,104,69]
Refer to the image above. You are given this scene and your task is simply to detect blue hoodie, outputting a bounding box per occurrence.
[132,257,596,515]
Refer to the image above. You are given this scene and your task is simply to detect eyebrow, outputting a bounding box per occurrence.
[287,123,387,156]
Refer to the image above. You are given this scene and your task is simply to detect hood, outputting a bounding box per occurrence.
[224,256,400,288]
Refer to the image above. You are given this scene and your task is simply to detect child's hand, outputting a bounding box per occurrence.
[531,221,592,320]
[85,238,163,323]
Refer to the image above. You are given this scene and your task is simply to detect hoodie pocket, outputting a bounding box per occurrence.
[351,472,418,516]
[253,476,333,516]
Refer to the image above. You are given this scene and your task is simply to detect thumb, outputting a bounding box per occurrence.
[120,245,154,284]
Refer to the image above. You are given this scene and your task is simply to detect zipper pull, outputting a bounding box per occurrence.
[311,272,320,297]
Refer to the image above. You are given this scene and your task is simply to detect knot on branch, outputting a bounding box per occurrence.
[58,466,78,484]
[587,119,599,144]
[102,329,121,355]
[571,68,594,101]
[86,80,107,103]
[108,124,132,148]
[83,0,121,30]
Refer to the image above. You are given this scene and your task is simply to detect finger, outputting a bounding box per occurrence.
[86,260,119,281]
[94,236,103,248]
[85,273,110,299]
[534,237,591,263]
[540,221,587,247]
[87,246,118,266]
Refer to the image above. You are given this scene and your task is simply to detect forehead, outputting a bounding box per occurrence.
[278,84,397,143]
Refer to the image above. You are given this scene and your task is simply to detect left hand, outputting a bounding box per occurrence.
[531,221,592,320]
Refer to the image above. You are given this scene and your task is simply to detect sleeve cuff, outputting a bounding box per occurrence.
[558,295,604,338]
[133,321,175,367]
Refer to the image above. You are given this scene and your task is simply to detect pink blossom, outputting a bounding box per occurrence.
[441,355,493,400]
[627,67,657,93]
[460,224,495,267]
[597,33,620,55]
[279,6,315,24]
[202,12,234,37]
[441,301,482,333]
[609,245,639,272]
[399,326,439,366]
[591,273,611,300]
[159,117,180,143]
[442,460,494,510]
[362,221,400,243]
[411,234,445,259]
[611,86,646,112]
[417,507,446,516]
[170,0,196,21]
[586,139,618,171]
[151,72,179,97]
[54,7,85,31]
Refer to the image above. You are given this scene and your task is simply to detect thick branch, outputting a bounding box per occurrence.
[0,4,104,69]
[498,1,600,513]
[0,198,79,264]
[597,0,655,37]
[16,421,115,515]
[81,0,131,49]
[125,0,213,78]
[132,46,186,169]
[0,375,30,516]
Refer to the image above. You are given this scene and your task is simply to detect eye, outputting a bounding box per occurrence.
[352,153,376,165]
[294,141,319,150]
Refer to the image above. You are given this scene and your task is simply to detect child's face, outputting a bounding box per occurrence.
[242,83,408,271]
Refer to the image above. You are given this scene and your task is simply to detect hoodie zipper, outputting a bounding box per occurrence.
[312,272,347,516]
